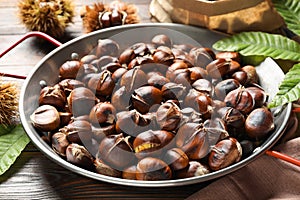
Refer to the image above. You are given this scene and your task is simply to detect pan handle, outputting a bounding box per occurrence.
[0,31,62,79]
[266,110,300,167]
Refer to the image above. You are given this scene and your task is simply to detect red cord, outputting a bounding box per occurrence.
[0,31,62,79]
[266,150,300,167]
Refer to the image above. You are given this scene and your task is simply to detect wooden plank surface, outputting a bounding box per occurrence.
[0,0,210,199]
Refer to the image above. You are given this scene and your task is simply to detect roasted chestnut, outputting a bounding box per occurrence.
[131,86,163,114]
[156,100,182,131]
[66,143,94,170]
[87,70,115,97]
[98,133,135,170]
[30,105,60,132]
[52,131,69,157]
[38,84,67,111]
[59,60,83,79]
[89,102,116,125]
[176,123,209,160]
[224,87,254,114]
[133,130,174,159]
[206,58,230,79]
[175,161,210,179]
[151,34,172,48]
[120,68,148,92]
[245,108,275,140]
[214,79,240,100]
[163,148,189,171]
[208,137,242,171]
[136,157,172,180]
[67,87,96,117]
[96,39,119,58]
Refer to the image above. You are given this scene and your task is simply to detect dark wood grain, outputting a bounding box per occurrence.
[0,0,211,199]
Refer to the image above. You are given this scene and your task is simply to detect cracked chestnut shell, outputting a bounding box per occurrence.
[120,68,148,92]
[224,87,254,114]
[245,108,275,140]
[131,86,163,114]
[206,58,230,79]
[156,100,182,131]
[66,143,94,170]
[175,123,209,160]
[133,130,174,159]
[136,157,172,180]
[39,84,67,111]
[163,148,189,171]
[87,70,115,97]
[208,137,242,171]
[98,133,135,170]
[175,161,210,179]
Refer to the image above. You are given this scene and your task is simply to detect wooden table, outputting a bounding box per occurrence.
[0,0,209,199]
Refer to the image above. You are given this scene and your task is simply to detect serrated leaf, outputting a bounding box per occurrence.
[0,124,30,175]
[212,32,300,61]
[268,63,300,108]
[272,0,300,35]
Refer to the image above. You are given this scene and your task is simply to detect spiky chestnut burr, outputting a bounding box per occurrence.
[0,80,19,126]
[18,0,75,38]
[80,1,139,33]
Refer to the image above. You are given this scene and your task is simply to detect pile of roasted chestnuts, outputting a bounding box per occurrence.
[30,33,275,181]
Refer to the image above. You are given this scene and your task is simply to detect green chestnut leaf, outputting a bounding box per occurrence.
[0,124,30,175]
[272,0,300,36]
[268,63,300,108]
[212,32,300,62]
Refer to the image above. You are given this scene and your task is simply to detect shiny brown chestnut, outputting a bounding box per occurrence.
[176,123,209,160]
[214,79,241,100]
[115,109,152,137]
[133,130,174,159]
[192,79,214,96]
[58,79,85,96]
[111,86,131,111]
[224,86,254,114]
[151,34,172,48]
[241,65,259,85]
[215,51,241,63]
[94,158,122,178]
[39,84,67,111]
[136,157,172,180]
[52,131,69,157]
[208,137,242,171]
[189,47,216,68]
[163,148,189,171]
[119,48,136,65]
[245,108,275,140]
[67,87,96,117]
[153,46,175,66]
[245,87,268,108]
[175,161,210,179]
[59,60,83,79]
[156,100,182,131]
[98,133,135,170]
[131,86,163,114]
[206,58,230,79]
[111,67,128,83]
[161,82,186,102]
[120,68,148,92]
[66,143,94,170]
[30,105,61,132]
[96,39,119,58]
[89,102,116,125]
[87,70,115,97]
[61,119,93,144]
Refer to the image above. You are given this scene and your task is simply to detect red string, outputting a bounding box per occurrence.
[0,31,62,79]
